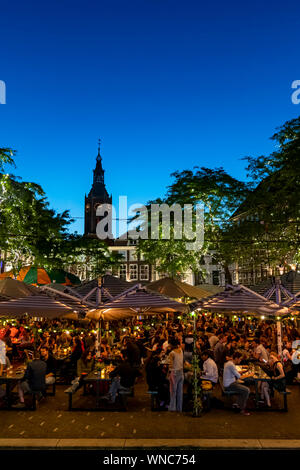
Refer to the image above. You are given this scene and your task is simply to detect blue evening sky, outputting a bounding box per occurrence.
[1,0,300,233]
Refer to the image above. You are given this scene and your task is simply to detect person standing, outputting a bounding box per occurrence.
[214,334,227,370]
[0,337,6,377]
[168,338,184,412]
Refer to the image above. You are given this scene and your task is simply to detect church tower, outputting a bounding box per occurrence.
[84,140,112,236]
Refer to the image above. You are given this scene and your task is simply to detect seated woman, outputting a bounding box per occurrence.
[70,350,95,392]
[282,341,294,384]
[260,351,286,407]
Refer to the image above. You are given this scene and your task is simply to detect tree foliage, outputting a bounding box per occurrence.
[0,147,122,277]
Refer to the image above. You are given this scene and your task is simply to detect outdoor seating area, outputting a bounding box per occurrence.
[0,276,299,421]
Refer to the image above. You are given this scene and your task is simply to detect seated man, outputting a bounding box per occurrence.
[107,350,140,403]
[40,346,56,387]
[223,351,253,416]
[14,350,47,408]
[200,350,218,385]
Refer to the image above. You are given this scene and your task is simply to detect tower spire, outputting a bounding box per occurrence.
[97,138,101,161]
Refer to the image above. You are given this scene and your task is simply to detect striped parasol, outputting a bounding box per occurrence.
[74,274,133,305]
[147,277,213,301]
[190,284,289,316]
[0,295,78,319]
[87,284,188,321]
[17,266,81,286]
[0,278,39,298]
[0,270,14,279]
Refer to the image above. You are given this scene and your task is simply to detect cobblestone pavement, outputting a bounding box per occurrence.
[0,378,299,440]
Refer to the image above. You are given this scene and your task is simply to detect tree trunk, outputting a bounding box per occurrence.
[224,265,232,285]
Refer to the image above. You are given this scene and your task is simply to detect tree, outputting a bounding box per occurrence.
[0,147,123,277]
[233,116,300,272]
[134,197,205,279]
[166,167,250,283]
[56,234,124,279]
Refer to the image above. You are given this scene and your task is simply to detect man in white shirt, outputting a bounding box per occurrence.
[200,350,218,384]
[252,339,269,363]
[223,351,253,415]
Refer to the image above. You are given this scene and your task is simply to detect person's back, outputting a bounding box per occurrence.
[145,354,161,390]
[203,357,218,384]
[25,359,47,392]
[125,340,140,367]
[110,360,139,388]
[169,347,183,371]
[223,359,239,387]
[77,356,95,375]
[214,338,226,367]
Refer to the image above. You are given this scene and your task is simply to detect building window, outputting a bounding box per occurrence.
[119,264,127,280]
[129,250,138,261]
[212,270,220,285]
[118,250,127,261]
[140,265,149,281]
[129,264,138,281]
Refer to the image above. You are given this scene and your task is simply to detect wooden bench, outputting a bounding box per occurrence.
[219,376,237,396]
[65,384,135,411]
[275,388,291,412]
[218,376,239,409]
[46,380,56,397]
[219,377,291,412]
[64,386,79,411]
[147,390,159,411]
[30,391,46,411]
[118,386,134,410]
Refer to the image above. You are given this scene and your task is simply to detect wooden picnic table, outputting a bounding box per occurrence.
[0,367,25,409]
[236,364,290,411]
[83,366,115,408]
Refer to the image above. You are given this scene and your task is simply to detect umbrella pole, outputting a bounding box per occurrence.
[277,320,282,360]
[96,318,102,359]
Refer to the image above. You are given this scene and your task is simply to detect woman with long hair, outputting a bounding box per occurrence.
[168,338,184,412]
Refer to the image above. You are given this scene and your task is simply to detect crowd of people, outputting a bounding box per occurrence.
[0,314,299,413]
